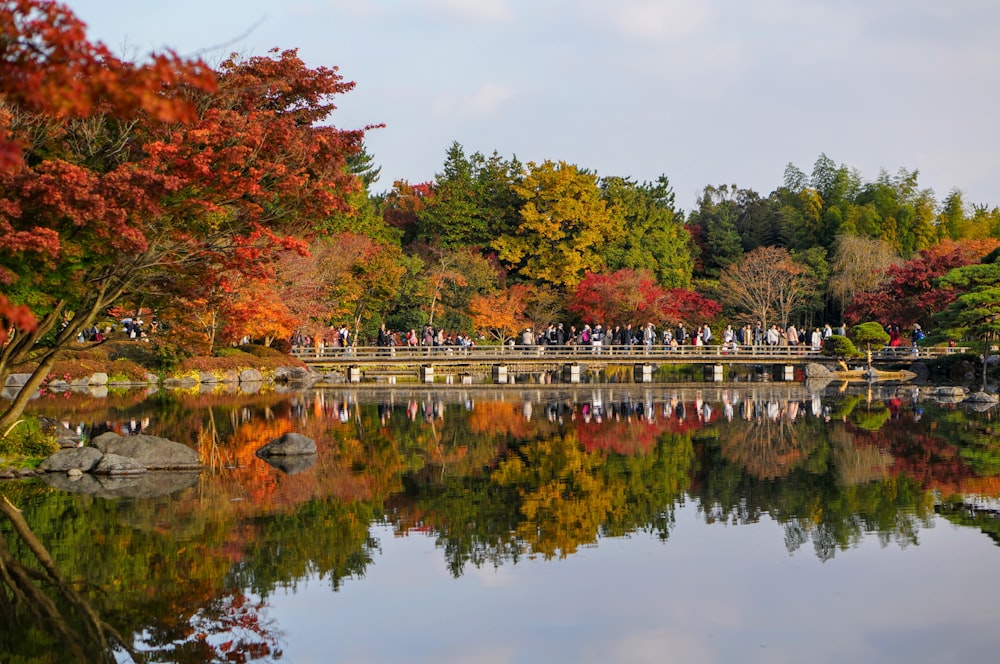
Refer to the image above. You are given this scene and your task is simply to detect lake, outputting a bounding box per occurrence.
[2,381,999,663]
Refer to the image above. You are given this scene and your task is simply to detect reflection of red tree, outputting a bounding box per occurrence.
[575,419,661,455]
[574,402,715,455]
[172,591,283,663]
[850,415,977,496]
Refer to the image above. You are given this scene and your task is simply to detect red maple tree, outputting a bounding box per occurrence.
[0,0,214,346]
[570,268,720,326]
[0,15,371,428]
[846,239,1000,328]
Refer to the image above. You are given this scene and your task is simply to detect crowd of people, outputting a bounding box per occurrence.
[74,316,157,343]
[511,320,851,353]
[292,319,862,354]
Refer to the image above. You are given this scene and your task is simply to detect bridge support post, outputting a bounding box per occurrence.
[420,365,435,383]
[634,364,653,383]
[348,366,361,383]
[782,365,795,381]
[704,364,724,382]
[492,365,508,384]
[563,363,581,383]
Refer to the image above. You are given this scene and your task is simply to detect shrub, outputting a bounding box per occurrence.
[236,344,287,360]
[851,322,890,351]
[106,358,150,382]
[1,417,59,458]
[821,335,862,360]
[150,339,193,372]
[236,343,306,368]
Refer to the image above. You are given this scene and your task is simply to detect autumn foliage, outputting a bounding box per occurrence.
[469,284,531,343]
[570,268,720,326]
[0,2,371,428]
[846,238,1000,327]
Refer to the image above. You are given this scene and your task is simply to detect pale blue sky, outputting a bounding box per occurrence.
[64,0,1000,212]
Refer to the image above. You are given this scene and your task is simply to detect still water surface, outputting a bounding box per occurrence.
[4,383,1000,663]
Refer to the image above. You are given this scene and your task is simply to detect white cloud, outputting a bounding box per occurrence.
[425,0,515,24]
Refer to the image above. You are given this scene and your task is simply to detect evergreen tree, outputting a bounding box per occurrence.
[688,184,744,278]
[934,255,1000,389]
[597,175,694,288]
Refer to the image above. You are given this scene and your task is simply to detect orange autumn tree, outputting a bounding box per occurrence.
[222,275,298,348]
[469,284,531,345]
[0,41,371,430]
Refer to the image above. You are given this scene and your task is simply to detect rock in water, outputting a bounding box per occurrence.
[256,432,317,456]
[92,432,200,469]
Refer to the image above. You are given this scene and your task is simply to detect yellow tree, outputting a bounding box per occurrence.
[493,434,621,559]
[493,160,621,287]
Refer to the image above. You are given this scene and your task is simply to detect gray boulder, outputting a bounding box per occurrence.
[240,368,264,383]
[240,381,263,394]
[273,366,317,384]
[256,432,317,457]
[92,432,201,470]
[4,373,32,388]
[39,447,104,473]
[37,417,84,448]
[804,363,832,378]
[93,453,147,476]
[163,376,198,389]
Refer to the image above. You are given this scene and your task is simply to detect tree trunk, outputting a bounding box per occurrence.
[0,496,139,663]
[0,351,59,433]
[983,334,991,392]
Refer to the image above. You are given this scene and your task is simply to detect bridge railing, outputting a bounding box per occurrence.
[290,343,966,363]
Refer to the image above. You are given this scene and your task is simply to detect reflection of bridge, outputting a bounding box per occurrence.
[309,383,835,404]
[293,344,959,384]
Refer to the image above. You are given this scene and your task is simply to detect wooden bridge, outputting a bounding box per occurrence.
[292,343,961,384]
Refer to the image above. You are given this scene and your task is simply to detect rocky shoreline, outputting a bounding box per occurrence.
[0,363,322,478]
[2,422,319,497]
[2,365,320,401]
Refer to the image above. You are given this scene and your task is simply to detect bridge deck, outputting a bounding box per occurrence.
[293,344,959,372]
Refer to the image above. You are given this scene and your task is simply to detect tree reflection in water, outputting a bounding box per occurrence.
[5,384,999,661]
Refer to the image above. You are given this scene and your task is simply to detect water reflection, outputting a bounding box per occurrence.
[4,384,999,662]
